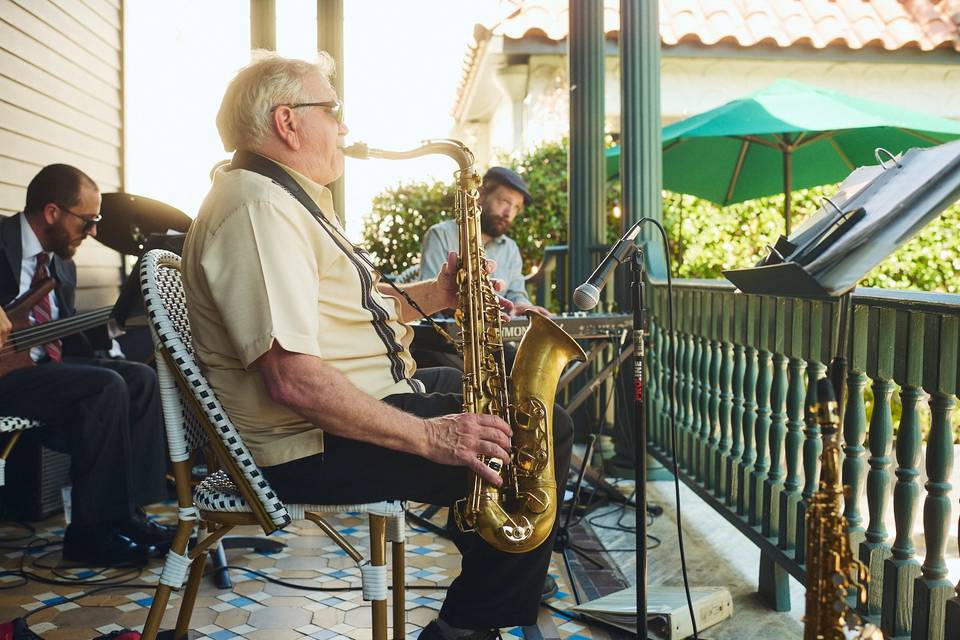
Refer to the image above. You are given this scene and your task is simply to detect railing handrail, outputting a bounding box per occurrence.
[651,277,960,315]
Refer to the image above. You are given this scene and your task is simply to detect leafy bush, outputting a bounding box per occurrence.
[360,138,621,277]
[361,138,960,295]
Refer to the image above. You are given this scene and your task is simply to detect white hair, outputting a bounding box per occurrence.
[216,51,336,152]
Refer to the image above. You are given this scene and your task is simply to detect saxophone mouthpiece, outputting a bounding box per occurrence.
[342,142,369,159]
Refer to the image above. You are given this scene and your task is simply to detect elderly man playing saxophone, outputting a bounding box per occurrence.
[181,52,574,639]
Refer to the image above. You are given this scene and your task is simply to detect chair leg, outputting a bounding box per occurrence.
[141,516,198,640]
[0,431,24,486]
[141,583,173,640]
[173,525,214,638]
[369,514,388,640]
[391,519,406,640]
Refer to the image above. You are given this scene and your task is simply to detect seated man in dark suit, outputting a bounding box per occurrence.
[0,164,173,566]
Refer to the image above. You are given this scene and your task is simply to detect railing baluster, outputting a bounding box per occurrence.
[728,340,745,507]
[739,340,758,517]
[859,306,896,616]
[707,293,722,492]
[911,315,957,640]
[779,355,806,550]
[647,319,661,452]
[667,323,679,457]
[717,334,733,497]
[752,346,772,527]
[660,320,673,455]
[859,374,894,616]
[698,298,713,484]
[765,350,787,537]
[842,368,869,548]
[795,359,825,566]
[750,296,772,526]
[912,389,956,640]
[881,382,923,637]
[677,294,691,468]
[690,293,703,475]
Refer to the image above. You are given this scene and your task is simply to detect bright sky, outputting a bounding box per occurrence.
[125,0,500,239]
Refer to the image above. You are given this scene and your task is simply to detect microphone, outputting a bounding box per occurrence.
[573,223,642,310]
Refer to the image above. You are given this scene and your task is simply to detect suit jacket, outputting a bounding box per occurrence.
[0,212,97,355]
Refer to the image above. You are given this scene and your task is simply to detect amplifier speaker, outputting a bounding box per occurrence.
[1,429,71,521]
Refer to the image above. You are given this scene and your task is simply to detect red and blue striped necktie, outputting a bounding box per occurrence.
[30,252,62,363]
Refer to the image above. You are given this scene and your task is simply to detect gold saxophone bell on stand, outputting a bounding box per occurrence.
[344,140,586,553]
[803,378,884,639]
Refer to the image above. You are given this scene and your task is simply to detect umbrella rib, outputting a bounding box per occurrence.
[725,139,750,204]
[896,127,945,145]
[827,138,855,171]
[796,131,836,148]
[739,135,779,149]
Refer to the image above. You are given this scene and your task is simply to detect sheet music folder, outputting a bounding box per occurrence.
[723,139,960,299]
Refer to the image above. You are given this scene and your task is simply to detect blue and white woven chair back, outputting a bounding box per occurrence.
[140,249,290,529]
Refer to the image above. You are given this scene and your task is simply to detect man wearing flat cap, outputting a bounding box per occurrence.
[419,166,549,317]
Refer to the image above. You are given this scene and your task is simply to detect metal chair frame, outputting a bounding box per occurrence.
[0,417,42,487]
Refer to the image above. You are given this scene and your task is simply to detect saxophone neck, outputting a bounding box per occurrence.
[342,139,476,173]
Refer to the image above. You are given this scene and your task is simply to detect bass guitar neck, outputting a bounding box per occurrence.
[1,278,113,378]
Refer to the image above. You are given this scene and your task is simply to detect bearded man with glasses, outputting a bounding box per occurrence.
[0,164,174,566]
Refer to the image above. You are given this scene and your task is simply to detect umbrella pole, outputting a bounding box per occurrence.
[783,147,793,236]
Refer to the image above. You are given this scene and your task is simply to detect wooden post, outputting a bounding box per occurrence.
[250,0,276,50]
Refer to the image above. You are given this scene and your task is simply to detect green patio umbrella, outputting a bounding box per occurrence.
[608,79,960,234]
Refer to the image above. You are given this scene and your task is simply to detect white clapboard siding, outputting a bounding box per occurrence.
[1,0,124,312]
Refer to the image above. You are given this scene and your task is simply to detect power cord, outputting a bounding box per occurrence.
[645,216,700,640]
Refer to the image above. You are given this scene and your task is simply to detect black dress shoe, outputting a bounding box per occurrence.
[116,511,176,556]
[63,524,153,567]
[418,621,499,640]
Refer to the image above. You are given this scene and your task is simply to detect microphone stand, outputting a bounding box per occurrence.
[630,247,650,640]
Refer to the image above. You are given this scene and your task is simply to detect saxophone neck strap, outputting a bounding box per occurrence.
[228,150,345,244]
[227,150,456,345]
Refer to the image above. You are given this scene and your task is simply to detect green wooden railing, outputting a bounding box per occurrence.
[646,279,960,640]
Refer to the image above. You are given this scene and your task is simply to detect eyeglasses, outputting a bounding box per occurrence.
[272,99,343,123]
[57,205,101,233]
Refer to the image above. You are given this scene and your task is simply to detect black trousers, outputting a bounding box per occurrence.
[262,367,573,629]
[0,357,167,526]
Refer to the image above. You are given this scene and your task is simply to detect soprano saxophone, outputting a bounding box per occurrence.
[344,139,586,553]
[804,378,883,640]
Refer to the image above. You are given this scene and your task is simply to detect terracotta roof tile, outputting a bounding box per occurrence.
[490,0,960,51]
[455,0,960,115]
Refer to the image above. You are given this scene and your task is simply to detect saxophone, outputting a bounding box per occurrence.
[344,139,586,553]
[803,378,883,640]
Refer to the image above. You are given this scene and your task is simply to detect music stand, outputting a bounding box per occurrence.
[724,140,960,400]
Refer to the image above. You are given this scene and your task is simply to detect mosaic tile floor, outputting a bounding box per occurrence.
[0,503,629,640]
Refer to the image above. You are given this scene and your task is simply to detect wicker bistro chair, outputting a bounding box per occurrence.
[139,250,407,640]
[0,417,42,487]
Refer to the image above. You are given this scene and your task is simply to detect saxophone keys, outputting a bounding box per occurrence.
[521,488,551,515]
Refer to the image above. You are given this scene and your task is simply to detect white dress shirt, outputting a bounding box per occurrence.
[18,215,59,361]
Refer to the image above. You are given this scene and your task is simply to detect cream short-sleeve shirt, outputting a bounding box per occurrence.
[181,160,420,467]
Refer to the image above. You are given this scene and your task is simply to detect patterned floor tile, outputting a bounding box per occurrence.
[0,500,621,639]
